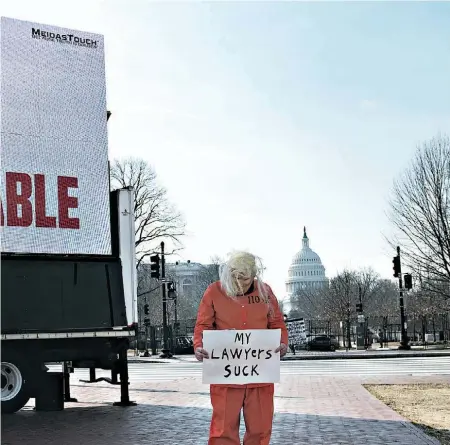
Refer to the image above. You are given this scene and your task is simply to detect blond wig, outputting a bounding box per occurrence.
[219,251,270,303]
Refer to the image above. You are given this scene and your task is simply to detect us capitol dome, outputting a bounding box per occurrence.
[285,227,329,301]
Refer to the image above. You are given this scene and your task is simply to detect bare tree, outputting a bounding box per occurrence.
[366,279,399,318]
[289,270,358,322]
[354,268,382,315]
[287,308,303,319]
[196,256,222,290]
[110,157,186,267]
[326,270,359,322]
[388,134,450,303]
[167,292,198,323]
[290,268,400,322]
[290,269,376,321]
[290,287,327,319]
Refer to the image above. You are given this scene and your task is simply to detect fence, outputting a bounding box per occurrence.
[292,313,450,348]
[131,312,450,353]
[408,312,450,344]
[132,318,197,354]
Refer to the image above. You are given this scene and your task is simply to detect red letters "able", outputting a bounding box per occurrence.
[0,172,80,229]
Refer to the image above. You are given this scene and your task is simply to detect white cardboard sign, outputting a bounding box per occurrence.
[202,329,281,384]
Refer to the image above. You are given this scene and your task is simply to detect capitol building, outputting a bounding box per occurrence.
[283,227,329,314]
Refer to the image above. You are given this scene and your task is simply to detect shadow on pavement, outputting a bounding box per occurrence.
[412,422,450,445]
[70,384,305,400]
[1,403,438,445]
[70,383,194,395]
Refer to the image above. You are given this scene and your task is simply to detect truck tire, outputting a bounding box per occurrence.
[1,360,31,414]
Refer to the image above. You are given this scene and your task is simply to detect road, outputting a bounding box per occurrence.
[55,356,450,383]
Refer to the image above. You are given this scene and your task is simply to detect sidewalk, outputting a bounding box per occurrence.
[128,348,450,363]
[2,374,448,444]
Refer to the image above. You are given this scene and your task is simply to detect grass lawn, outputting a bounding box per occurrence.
[364,383,450,445]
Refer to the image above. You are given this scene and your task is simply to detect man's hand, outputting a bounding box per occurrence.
[195,347,209,362]
[275,343,288,358]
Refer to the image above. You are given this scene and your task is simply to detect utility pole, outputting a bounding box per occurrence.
[395,246,410,350]
[160,241,172,358]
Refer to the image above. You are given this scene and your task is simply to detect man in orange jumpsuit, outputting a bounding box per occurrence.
[194,251,288,445]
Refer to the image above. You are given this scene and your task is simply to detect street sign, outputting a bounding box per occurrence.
[357,315,365,323]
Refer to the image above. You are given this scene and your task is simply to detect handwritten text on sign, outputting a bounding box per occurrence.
[202,329,281,384]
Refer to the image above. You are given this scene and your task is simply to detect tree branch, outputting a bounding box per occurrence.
[110,157,186,267]
[387,134,450,302]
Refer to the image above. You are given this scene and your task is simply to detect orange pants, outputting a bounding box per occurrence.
[208,384,274,445]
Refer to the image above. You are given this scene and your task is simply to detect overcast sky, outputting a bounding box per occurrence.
[2,1,449,300]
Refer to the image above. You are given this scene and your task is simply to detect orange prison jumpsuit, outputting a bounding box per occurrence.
[193,280,288,445]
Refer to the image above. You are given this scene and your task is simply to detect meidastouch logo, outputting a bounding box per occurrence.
[31,27,98,48]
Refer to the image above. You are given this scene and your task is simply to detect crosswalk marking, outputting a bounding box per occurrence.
[49,357,450,383]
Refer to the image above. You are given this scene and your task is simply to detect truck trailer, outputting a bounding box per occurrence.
[0,17,138,413]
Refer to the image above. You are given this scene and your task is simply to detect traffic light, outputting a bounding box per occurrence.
[356,303,363,313]
[167,281,176,292]
[392,255,401,278]
[144,304,149,315]
[404,273,413,290]
[150,254,160,279]
[167,281,176,299]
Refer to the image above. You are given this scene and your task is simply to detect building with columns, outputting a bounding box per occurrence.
[283,227,329,314]
[166,261,202,300]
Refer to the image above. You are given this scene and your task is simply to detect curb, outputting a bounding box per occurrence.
[401,421,442,445]
[128,358,180,363]
[127,356,196,364]
[127,351,450,364]
[281,351,450,361]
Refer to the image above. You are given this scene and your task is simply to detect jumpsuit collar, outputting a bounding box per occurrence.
[243,282,255,295]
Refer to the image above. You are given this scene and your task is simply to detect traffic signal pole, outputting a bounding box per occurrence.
[395,246,410,350]
[346,301,351,351]
[356,285,365,350]
[143,302,150,356]
[160,241,172,358]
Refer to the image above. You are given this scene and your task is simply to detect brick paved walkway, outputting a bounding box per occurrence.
[2,374,448,445]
